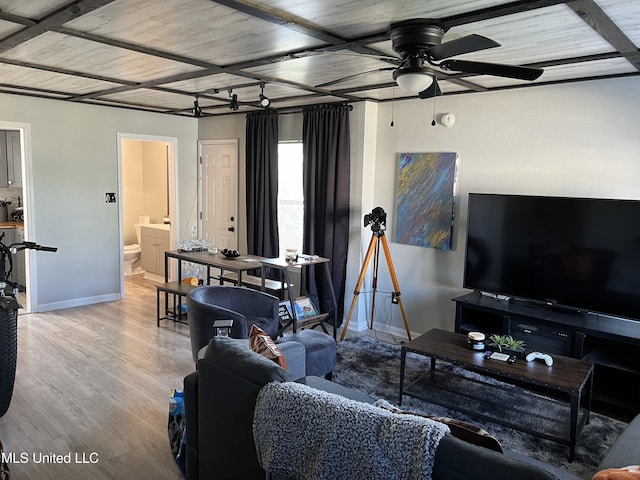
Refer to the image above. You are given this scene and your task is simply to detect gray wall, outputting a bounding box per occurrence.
[0,93,197,311]
[360,76,640,336]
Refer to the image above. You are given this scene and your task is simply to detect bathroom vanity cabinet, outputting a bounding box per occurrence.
[140,225,170,276]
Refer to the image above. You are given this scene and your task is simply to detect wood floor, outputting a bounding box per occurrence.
[0,277,399,479]
[0,276,193,479]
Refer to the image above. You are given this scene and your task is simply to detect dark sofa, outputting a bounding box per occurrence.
[184,337,639,480]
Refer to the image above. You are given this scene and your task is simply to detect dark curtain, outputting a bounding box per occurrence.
[246,110,279,258]
[302,104,351,327]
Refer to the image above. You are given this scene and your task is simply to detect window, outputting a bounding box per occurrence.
[277,142,304,254]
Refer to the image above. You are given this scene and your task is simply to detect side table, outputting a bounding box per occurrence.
[260,255,338,339]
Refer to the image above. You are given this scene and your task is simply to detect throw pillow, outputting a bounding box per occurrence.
[249,324,288,369]
[592,466,640,480]
[374,399,503,453]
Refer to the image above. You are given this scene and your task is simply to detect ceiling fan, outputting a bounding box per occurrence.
[317,19,544,98]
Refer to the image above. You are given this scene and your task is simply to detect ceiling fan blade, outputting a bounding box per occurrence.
[427,34,500,61]
[440,59,543,81]
[418,80,441,99]
[316,67,395,88]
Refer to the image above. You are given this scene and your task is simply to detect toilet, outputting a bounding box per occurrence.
[123,223,143,276]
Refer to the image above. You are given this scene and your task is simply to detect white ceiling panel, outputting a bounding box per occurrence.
[0,62,119,94]
[350,85,414,101]
[163,73,313,99]
[245,50,392,89]
[596,0,640,46]
[320,68,395,91]
[0,20,22,38]
[445,4,615,64]
[65,0,325,65]
[252,0,514,38]
[2,31,203,83]
[99,88,197,110]
[470,57,637,88]
[0,0,72,18]
[163,73,255,94]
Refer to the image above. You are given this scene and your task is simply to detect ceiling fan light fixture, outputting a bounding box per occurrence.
[393,69,434,94]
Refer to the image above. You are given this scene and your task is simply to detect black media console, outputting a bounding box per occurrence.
[453,291,640,420]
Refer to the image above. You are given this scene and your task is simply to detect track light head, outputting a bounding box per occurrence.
[193,96,203,117]
[228,89,239,110]
[230,94,239,110]
[259,93,270,108]
[259,82,270,108]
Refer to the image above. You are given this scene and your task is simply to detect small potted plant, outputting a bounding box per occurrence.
[488,334,527,359]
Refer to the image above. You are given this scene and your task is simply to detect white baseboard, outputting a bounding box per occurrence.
[33,293,120,313]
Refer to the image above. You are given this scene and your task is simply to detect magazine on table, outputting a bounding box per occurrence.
[278,301,294,325]
[293,297,319,319]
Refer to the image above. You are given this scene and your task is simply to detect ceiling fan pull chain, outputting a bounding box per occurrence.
[431,91,437,126]
[390,87,395,127]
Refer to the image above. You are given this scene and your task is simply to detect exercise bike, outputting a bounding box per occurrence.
[0,232,56,416]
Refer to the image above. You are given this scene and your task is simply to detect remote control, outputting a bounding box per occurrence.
[525,351,554,366]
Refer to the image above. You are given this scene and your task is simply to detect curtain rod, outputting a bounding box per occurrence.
[202,102,355,118]
[263,103,354,116]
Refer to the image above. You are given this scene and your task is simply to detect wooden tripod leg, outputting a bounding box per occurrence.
[380,235,412,341]
[339,233,377,341]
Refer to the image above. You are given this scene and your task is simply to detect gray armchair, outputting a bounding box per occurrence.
[186,285,279,362]
[186,285,336,379]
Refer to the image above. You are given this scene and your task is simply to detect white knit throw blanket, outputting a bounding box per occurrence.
[253,382,449,480]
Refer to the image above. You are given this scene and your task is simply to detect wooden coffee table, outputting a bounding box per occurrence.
[399,328,594,461]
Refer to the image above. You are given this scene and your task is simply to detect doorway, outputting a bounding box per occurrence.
[198,139,238,250]
[0,122,32,313]
[117,133,178,296]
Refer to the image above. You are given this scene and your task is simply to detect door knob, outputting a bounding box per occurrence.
[228,226,235,232]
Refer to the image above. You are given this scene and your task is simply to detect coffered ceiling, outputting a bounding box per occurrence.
[0,0,638,117]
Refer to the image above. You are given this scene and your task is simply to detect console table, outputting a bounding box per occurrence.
[157,250,267,325]
[399,328,594,461]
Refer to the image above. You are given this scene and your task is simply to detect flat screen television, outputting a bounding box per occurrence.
[464,193,640,321]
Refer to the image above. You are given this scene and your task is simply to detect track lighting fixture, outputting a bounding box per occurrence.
[193,95,203,117]
[259,82,270,108]
[228,89,239,111]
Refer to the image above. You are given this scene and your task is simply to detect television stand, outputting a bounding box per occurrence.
[453,293,640,420]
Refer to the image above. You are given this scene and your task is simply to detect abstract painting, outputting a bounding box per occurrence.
[394,152,457,250]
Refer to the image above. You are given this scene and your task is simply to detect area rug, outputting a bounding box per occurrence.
[333,336,628,480]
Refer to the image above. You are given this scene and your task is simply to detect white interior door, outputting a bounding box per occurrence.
[199,140,238,250]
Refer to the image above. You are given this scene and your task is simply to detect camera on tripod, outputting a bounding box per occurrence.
[364,207,387,233]
[342,205,412,341]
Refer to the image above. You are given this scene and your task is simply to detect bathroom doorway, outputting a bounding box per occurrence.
[117,133,178,297]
